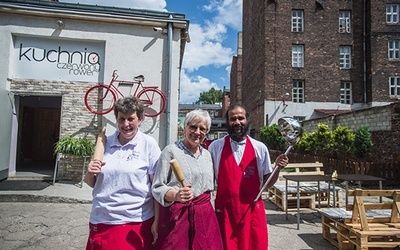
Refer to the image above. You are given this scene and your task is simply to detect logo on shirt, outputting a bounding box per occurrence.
[243,165,256,178]
[126,150,140,161]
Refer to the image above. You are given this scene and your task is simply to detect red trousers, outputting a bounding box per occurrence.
[86,218,154,250]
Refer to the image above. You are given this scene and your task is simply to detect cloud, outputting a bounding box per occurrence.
[179,70,220,104]
[183,22,234,72]
[203,0,242,30]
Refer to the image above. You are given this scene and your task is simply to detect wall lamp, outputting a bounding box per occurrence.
[56,20,65,29]
[153,27,167,34]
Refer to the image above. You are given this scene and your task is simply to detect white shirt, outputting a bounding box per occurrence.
[89,130,161,224]
[208,135,272,186]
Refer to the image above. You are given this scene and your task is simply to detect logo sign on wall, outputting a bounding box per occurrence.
[12,36,105,82]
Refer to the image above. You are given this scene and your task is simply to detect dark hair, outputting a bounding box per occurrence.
[225,104,249,125]
[113,96,144,119]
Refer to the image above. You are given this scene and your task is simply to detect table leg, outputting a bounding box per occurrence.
[379,180,382,203]
[297,181,300,230]
[317,181,321,208]
[286,179,288,220]
[345,181,349,206]
[332,181,336,208]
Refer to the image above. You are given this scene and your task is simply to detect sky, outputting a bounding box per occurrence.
[58,0,242,103]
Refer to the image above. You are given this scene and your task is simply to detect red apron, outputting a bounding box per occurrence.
[215,136,268,250]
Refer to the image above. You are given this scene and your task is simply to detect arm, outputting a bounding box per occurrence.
[149,174,159,245]
[84,160,104,188]
[263,154,289,188]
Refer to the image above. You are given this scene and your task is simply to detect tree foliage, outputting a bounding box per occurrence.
[352,126,373,159]
[195,87,223,104]
[332,126,355,159]
[261,122,373,160]
[260,124,287,151]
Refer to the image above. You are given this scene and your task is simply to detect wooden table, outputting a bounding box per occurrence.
[283,174,337,230]
[335,174,385,206]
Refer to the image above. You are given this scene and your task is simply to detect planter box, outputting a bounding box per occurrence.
[55,154,89,182]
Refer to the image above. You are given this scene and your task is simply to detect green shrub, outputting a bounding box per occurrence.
[353,126,373,159]
[332,126,355,158]
[54,135,95,157]
[260,124,287,151]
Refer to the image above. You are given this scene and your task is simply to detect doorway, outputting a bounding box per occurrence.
[16,96,61,176]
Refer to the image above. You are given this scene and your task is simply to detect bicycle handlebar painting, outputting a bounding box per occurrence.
[84,70,166,117]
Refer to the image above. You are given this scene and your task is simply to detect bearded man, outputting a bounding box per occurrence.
[208,104,288,250]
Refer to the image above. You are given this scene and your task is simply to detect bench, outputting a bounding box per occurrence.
[267,162,341,211]
[320,189,400,250]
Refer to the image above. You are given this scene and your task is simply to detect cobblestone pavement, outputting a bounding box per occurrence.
[0,202,91,250]
[0,200,337,250]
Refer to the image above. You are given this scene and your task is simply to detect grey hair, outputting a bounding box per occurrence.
[113,96,144,119]
[184,109,211,133]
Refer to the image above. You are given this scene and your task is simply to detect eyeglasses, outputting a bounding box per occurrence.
[188,125,207,134]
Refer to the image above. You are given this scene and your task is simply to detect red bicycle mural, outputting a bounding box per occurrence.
[84,70,166,117]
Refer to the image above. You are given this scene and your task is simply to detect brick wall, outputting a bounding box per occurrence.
[302,102,400,161]
[12,79,101,180]
[11,79,101,138]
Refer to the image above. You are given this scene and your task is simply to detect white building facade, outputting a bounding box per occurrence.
[0,0,189,179]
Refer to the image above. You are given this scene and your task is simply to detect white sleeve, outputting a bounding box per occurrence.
[208,138,225,180]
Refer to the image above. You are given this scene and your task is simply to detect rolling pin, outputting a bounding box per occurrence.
[170,159,187,187]
[93,126,106,161]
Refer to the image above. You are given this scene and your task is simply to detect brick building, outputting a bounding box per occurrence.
[234,0,400,137]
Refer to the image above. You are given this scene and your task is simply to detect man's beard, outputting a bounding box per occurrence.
[227,123,251,142]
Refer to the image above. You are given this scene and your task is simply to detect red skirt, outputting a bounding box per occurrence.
[86,217,154,250]
[157,192,223,250]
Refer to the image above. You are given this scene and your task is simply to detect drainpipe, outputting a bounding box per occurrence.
[363,0,367,104]
[165,16,173,146]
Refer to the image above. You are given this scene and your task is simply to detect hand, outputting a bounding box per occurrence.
[276,154,289,169]
[87,160,105,176]
[151,221,158,245]
[174,185,193,203]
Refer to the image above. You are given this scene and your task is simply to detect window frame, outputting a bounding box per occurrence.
[389,77,400,98]
[339,46,351,69]
[339,11,351,33]
[292,10,304,32]
[340,81,352,104]
[386,4,399,24]
[292,45,304,68]
[388,40,400,60]
[292,79,305,103]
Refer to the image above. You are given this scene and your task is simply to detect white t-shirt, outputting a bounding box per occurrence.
[89,130,161,224]
[208,135,272,186]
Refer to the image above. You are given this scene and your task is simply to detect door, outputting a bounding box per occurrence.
[0,89,14,180]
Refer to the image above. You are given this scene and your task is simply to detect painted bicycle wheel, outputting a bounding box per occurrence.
[137,88,166,117]
[84,85,116,115]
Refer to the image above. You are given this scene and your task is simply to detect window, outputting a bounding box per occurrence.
[339,11,351,33]
[340,82,352,104]
[292,45,304,68]
[292,10,304,32]
[388,40,400,59]
[293,116,306,122]
[292,80,304,103]
[340,46,351,69]
[389,77,400,97]
[386,4,399,24]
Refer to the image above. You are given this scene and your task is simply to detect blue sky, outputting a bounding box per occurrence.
[59,0,242,103]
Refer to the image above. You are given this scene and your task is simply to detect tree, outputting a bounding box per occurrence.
[332,126,355,159]
[352,126,373,159]
[260,124,287,151]
[195,87,223,104]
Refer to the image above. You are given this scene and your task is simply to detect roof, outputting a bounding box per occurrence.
[0,0,189,28]
[314,109,351,115]
[179,103,222,110]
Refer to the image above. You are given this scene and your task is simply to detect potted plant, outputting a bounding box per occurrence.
[54,135,95,183]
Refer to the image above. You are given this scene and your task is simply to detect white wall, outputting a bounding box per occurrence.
[0,6,186,174]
